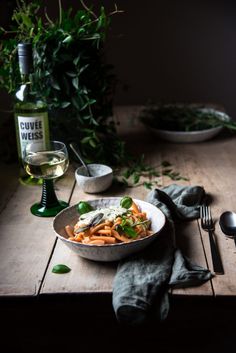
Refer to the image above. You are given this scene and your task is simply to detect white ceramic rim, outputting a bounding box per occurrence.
[75,164,113,180]
[150,125,223,136]
[141,107,230,137]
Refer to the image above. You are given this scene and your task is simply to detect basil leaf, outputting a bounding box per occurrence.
[161,160,172,167]
[123,225,137,238]
[52,264,71,274]
[120,196,133,209]
[143,182,153,190]
[77,201,93,215]
[133,173,140,184]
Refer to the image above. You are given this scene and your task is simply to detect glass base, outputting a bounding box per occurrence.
[30,200,69,217]
[20,175,43,186]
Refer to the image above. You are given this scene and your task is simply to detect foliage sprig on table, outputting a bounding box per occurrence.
[115,155,189,190]
[0,0,125,165]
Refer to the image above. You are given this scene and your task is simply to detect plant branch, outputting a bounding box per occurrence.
[58,0,62,26]
[44,7,54,25]
[80,0,97,19]
[109,3,124,16]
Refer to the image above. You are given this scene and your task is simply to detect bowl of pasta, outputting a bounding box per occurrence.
[53,197,166,262]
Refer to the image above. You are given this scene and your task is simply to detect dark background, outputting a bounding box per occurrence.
[1,3,236,352]
[1,0,236,116]
[106,0,236,117]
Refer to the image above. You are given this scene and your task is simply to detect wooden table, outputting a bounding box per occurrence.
[1,106,236,353]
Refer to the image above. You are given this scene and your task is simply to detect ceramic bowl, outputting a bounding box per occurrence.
[147,125,223,143]
[75,164,113,193]
[53,197,166,262]
[141,106,229,143]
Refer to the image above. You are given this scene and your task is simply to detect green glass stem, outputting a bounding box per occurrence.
[30,179,69,217]
[41,179,60,208]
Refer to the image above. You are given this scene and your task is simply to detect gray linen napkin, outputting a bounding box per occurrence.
[112,184,213,325]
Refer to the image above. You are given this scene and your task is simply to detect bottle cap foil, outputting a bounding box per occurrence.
[18,43,33,74]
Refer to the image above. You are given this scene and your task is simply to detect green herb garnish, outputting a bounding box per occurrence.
[77,201,93,215]
[121,225,137,238]
[117,217,138,238]
[116,155,188,189]
[120,196,133,209]
[52,264,71,274]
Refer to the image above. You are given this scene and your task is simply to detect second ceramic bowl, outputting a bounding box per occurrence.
[75,164,113,193]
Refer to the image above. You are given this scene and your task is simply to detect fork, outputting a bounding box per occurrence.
[200,205,224,275]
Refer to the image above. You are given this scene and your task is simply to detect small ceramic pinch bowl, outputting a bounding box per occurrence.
[53,197,166,262]
[75,164,113,193]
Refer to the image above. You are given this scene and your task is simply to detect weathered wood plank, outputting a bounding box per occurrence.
[2,106,236,300]
[0,163,19,213]
[41,107,163,295]
[0,167,74,296]
[41,146,163,294]
[159,143,213,295]
[42,106,211,297]
[178,138,236,295]
[42,238,117,294]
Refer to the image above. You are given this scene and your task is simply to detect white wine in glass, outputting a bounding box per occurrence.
[24,141,69,217]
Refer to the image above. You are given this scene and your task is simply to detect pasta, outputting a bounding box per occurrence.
[64,199,153,245]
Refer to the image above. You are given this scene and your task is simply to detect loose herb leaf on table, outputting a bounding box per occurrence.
[114,155,188,189]
[52,264,71,274]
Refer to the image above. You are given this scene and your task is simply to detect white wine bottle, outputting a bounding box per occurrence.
[14,42,50,183]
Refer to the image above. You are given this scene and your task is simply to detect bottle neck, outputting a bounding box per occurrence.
[20,72,32,85]
[16,71,35,102]
[17,43,34,92]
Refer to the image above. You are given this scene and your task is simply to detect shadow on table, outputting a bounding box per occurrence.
[1,295,236,353]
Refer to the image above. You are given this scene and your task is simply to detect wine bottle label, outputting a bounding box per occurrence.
[17,115,47,157]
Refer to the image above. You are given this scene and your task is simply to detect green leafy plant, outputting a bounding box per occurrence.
[0,0,125,164]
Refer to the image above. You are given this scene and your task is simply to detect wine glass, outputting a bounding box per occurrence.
[24,140,69,217]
